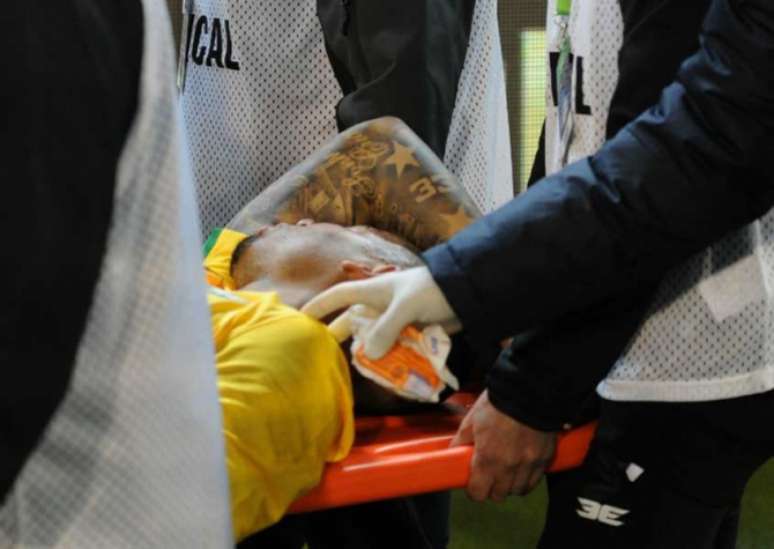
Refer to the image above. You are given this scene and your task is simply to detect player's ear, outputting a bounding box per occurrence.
[340,261,397,280]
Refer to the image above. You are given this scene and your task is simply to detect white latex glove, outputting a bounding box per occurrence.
[301,266,461,359]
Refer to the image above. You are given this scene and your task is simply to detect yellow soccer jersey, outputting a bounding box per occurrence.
[208,288,355,541]
[203,227,248,289]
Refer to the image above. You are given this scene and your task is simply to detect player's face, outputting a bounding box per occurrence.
[233,220,400,308]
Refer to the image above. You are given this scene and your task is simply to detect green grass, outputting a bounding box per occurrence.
[739,459,774,549]
[450,481,548,548]
[450,459,774,548]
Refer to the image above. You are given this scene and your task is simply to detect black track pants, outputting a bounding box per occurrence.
[539,390,774,549]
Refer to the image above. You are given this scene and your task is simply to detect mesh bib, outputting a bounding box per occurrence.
[0,0,232,545]
[543,0,623,174]
[600,223,774,402]
[445,0,514,212]
[179,0,343,236]
[180,0,513,238]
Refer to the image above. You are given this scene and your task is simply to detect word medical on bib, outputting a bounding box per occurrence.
[184,14,241,71]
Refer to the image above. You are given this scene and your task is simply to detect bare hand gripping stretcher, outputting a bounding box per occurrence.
[228,117,596,512]
[290,392,596,513]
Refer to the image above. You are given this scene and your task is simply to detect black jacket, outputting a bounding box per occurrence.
[425,0,774,429]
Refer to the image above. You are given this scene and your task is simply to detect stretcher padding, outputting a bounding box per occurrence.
[289,392,596,513]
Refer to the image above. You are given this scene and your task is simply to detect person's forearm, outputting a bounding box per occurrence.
[487,288,655,430]
[425,0,774,345]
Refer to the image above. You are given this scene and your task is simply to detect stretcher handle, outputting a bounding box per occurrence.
[289,421,596,513]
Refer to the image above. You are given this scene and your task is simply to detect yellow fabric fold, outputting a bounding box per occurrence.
[204,228,248,289]
[208,289,355,541]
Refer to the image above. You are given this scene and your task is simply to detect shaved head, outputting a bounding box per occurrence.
[231,220,421,309]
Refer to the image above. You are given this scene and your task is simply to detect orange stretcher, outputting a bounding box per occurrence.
[289,392,597,513]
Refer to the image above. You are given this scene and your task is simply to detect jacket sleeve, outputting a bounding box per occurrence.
[482,0,712,429]
[424,0,774,348]
[316,0,475,158]
[0,0,141,502]
[486,287,656,430]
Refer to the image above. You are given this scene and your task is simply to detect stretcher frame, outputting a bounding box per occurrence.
[290,392,596,513]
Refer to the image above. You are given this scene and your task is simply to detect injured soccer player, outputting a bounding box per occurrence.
[202,219,433,541]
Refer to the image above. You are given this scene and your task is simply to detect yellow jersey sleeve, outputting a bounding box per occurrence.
[208,289,355,541]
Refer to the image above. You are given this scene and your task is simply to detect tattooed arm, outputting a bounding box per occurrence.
[229,117,480,251]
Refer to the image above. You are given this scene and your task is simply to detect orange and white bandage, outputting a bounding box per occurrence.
[328,306,459,402]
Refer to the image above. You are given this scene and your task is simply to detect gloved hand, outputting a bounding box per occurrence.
[301,266,461,359]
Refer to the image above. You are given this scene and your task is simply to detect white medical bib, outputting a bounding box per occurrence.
[0,0,232,546]
[600,218,774,402]
[543,0,623,174]
[180,0,513,238]
[445,0,514,212]
[179,0,343,236]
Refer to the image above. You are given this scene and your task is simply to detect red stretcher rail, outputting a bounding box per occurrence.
[289,392,597,514]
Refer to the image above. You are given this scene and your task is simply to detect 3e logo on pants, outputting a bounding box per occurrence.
[576,498,629,527]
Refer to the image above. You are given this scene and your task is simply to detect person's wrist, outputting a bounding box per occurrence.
[423,244,494,346]
[485,377,567,433]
